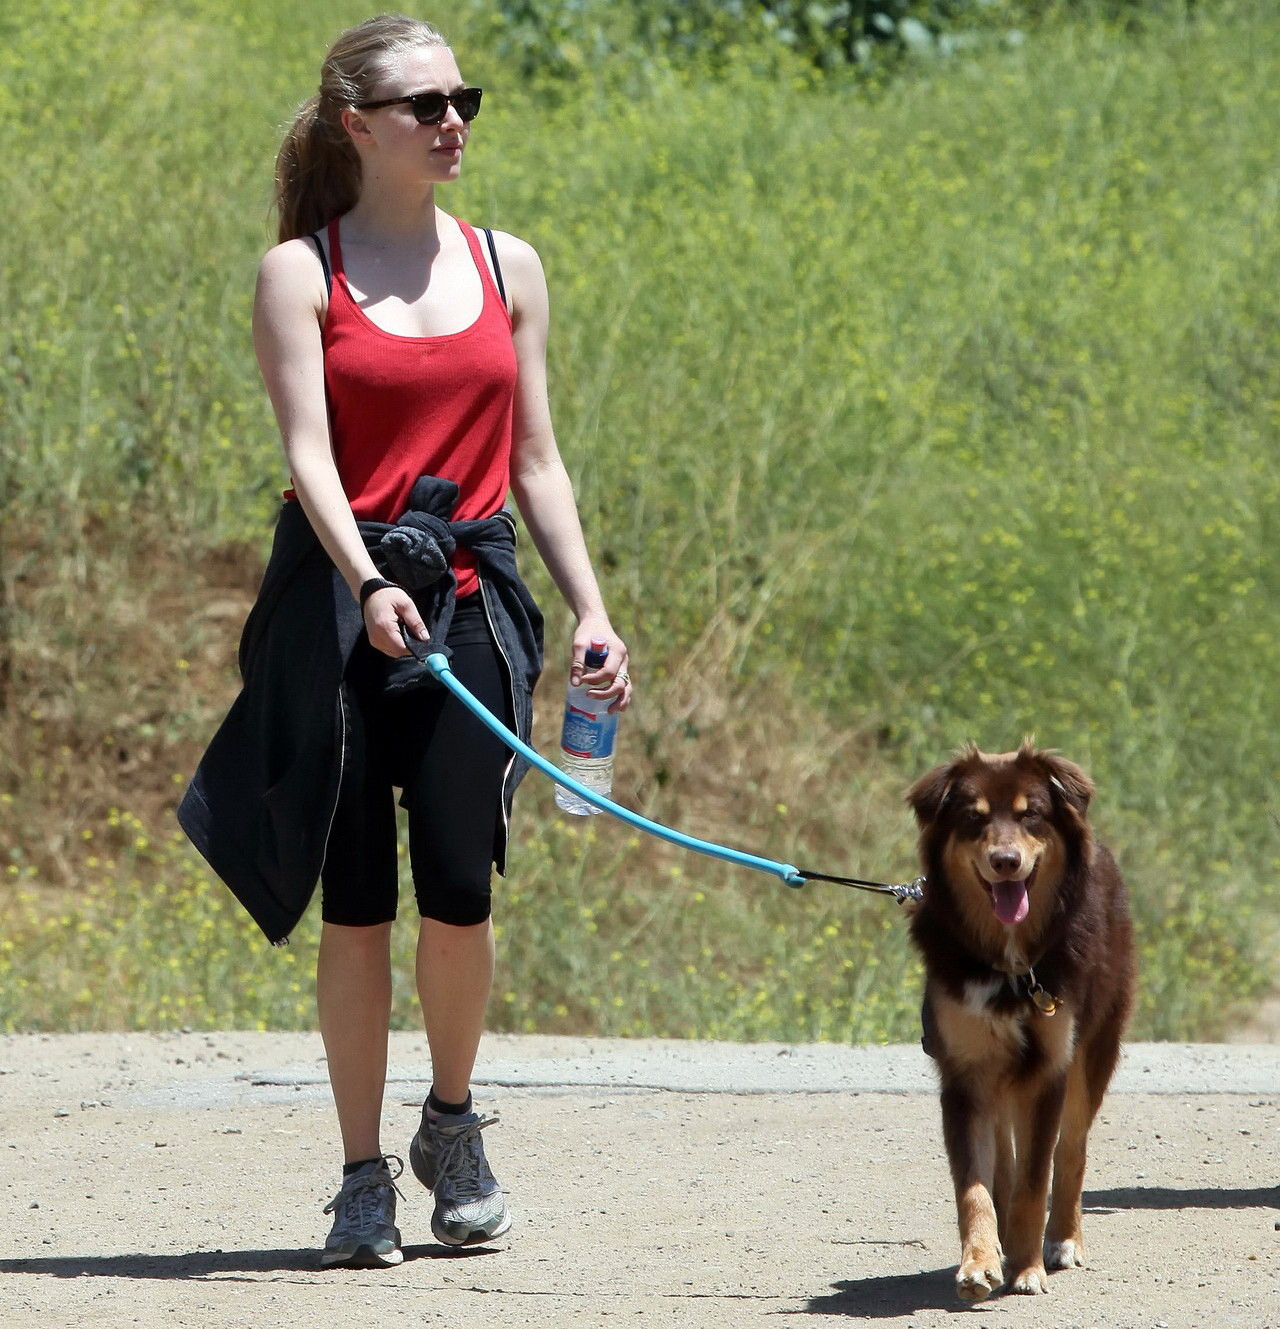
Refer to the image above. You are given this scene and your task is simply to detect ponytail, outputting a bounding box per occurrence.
[272,14,449,244]
[274,94,360,243]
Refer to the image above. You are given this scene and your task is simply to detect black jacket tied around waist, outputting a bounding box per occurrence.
[177,475,544,945]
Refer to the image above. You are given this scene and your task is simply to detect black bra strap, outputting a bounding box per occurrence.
[310,226,500,309]
[483,227,507,310]
[307,232,332,298]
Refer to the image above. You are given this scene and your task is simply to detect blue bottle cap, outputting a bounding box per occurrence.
[584,638,609,669]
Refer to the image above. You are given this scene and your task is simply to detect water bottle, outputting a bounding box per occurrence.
[555,639,618,815]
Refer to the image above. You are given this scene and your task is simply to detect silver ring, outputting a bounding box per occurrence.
[618,672,631,686]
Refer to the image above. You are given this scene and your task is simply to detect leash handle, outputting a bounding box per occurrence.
[424,652,806,888]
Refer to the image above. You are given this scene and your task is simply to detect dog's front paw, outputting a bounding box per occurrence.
[955,1252,1004,1302]
[1008,1263,1050,1294]
[1045,1238,1085,1271]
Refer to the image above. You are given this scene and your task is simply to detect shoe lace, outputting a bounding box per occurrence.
[434,1114,499,1201]
[324,1154,405,1229]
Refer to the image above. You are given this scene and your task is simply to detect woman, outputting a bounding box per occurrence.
[180,13,630,1267]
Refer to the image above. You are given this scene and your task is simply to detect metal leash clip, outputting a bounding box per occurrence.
[794,869,927,905]
[892,876,927,906]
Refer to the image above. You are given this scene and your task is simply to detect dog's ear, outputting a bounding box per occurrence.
[1039,752,1094,816]
[905,763,956,826]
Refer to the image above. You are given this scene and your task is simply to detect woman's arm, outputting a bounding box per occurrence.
[495,232,632,711]
[251,240,426,658]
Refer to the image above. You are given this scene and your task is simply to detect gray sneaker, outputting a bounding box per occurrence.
[408,1109,511,1246]
[321,1155,405,1268]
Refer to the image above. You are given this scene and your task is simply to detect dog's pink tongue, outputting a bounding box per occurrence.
[992,879,1030,926]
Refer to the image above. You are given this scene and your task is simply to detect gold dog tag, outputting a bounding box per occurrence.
[1028,982,1058,1017]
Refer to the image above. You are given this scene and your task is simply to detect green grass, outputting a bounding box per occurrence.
[1,0,1277,1039]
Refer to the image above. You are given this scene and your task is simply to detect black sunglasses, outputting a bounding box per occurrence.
[356,87,483,125]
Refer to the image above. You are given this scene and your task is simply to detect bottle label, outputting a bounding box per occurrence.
[561,704,616,759]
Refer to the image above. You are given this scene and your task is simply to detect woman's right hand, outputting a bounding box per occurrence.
[363,586,430,658]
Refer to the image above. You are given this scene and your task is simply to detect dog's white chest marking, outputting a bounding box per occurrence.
[963,977,1003,1013]
[1001,938,1027,973]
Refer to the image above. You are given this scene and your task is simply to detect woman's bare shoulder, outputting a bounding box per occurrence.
[258,236,326,284]
[483,228,543,274]
[255,237,329,327]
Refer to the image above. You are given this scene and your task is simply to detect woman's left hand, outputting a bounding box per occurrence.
[571,619,632,714]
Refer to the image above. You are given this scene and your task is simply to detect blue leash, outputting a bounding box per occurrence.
[421,649,924,905]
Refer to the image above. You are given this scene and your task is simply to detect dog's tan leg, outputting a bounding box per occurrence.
[993,1104,1016,1249]
[1045,1062,1091,1269]
[1046,1025,1117,1270]
[942,1081,1004,1302]
[1003,1074,1067,1294]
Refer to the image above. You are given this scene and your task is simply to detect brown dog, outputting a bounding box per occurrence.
[905,741,1134,1302]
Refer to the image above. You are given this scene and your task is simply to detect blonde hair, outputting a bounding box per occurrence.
[273,13,449,243]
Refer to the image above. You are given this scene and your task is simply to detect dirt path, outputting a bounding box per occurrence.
[0,1034,1275,1329]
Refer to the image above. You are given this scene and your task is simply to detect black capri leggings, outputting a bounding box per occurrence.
[320,594,513,928]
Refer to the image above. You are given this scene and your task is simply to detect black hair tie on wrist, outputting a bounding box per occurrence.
[359,577,400,609]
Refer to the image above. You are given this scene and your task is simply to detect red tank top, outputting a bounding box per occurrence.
[284,215,517,597]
